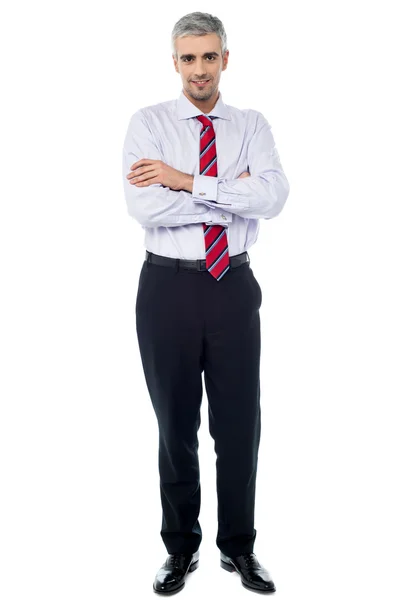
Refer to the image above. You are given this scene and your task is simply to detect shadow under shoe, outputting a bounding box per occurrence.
[153,550,200,594]
[220,552,276,593]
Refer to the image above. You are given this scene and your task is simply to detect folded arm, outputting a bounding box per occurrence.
[122,110,231,228]
[192,111,290,219]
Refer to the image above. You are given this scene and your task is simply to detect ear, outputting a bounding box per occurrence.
[222,50,229,71]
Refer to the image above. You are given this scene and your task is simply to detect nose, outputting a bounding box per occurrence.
[192,58,211,73]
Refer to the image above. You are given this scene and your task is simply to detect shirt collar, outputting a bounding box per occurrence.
[176,89,232,121]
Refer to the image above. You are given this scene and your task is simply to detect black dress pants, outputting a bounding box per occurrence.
[135,252,263,558]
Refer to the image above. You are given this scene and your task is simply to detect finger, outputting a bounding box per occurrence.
[135,175,160,186]
[127,165,156,181]
[129,172,157,185]
[130,158,158,171]
[127,166,143,179]
[130,159,146,170]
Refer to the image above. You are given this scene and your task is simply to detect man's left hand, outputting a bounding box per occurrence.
[126,159,189,191]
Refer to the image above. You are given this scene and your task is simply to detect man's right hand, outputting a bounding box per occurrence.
[238,171,250,178]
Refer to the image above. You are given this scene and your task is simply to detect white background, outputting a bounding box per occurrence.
[1,0,398,598]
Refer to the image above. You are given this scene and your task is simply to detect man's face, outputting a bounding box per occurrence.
[173,33,229,102]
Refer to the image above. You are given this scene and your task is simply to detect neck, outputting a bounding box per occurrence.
[183,87,219,114]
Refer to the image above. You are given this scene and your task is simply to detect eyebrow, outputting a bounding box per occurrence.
[179,52,220,60]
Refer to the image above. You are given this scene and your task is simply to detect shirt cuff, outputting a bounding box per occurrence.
[192,174,218,204]
[205,210,232,225]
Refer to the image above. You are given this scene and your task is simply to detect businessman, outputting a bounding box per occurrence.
[122,11,289,595]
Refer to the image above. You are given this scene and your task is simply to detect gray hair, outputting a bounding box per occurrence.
[171,12,228,59]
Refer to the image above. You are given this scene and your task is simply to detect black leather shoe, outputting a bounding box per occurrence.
[220,552,276,593]
[153,550,199,594]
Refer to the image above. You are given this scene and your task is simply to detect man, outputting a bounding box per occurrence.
[122,11,289,595]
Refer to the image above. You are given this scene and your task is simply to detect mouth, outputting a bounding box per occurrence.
[191,79,211,86]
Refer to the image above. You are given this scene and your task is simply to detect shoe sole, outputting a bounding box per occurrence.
[153,559,199,595]
[220,559,276,593]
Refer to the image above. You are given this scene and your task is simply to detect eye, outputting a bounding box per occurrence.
[182,56,216,62]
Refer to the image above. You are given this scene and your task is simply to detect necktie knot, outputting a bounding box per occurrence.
[196,114,216,129]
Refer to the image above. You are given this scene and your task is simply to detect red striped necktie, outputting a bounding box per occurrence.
[196,114,230,281]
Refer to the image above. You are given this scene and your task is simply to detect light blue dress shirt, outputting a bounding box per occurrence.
[122,89,290,260]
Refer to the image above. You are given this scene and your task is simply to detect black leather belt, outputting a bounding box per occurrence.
[145,250,250,271]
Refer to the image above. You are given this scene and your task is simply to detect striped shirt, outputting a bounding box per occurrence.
[122,89,290,259]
